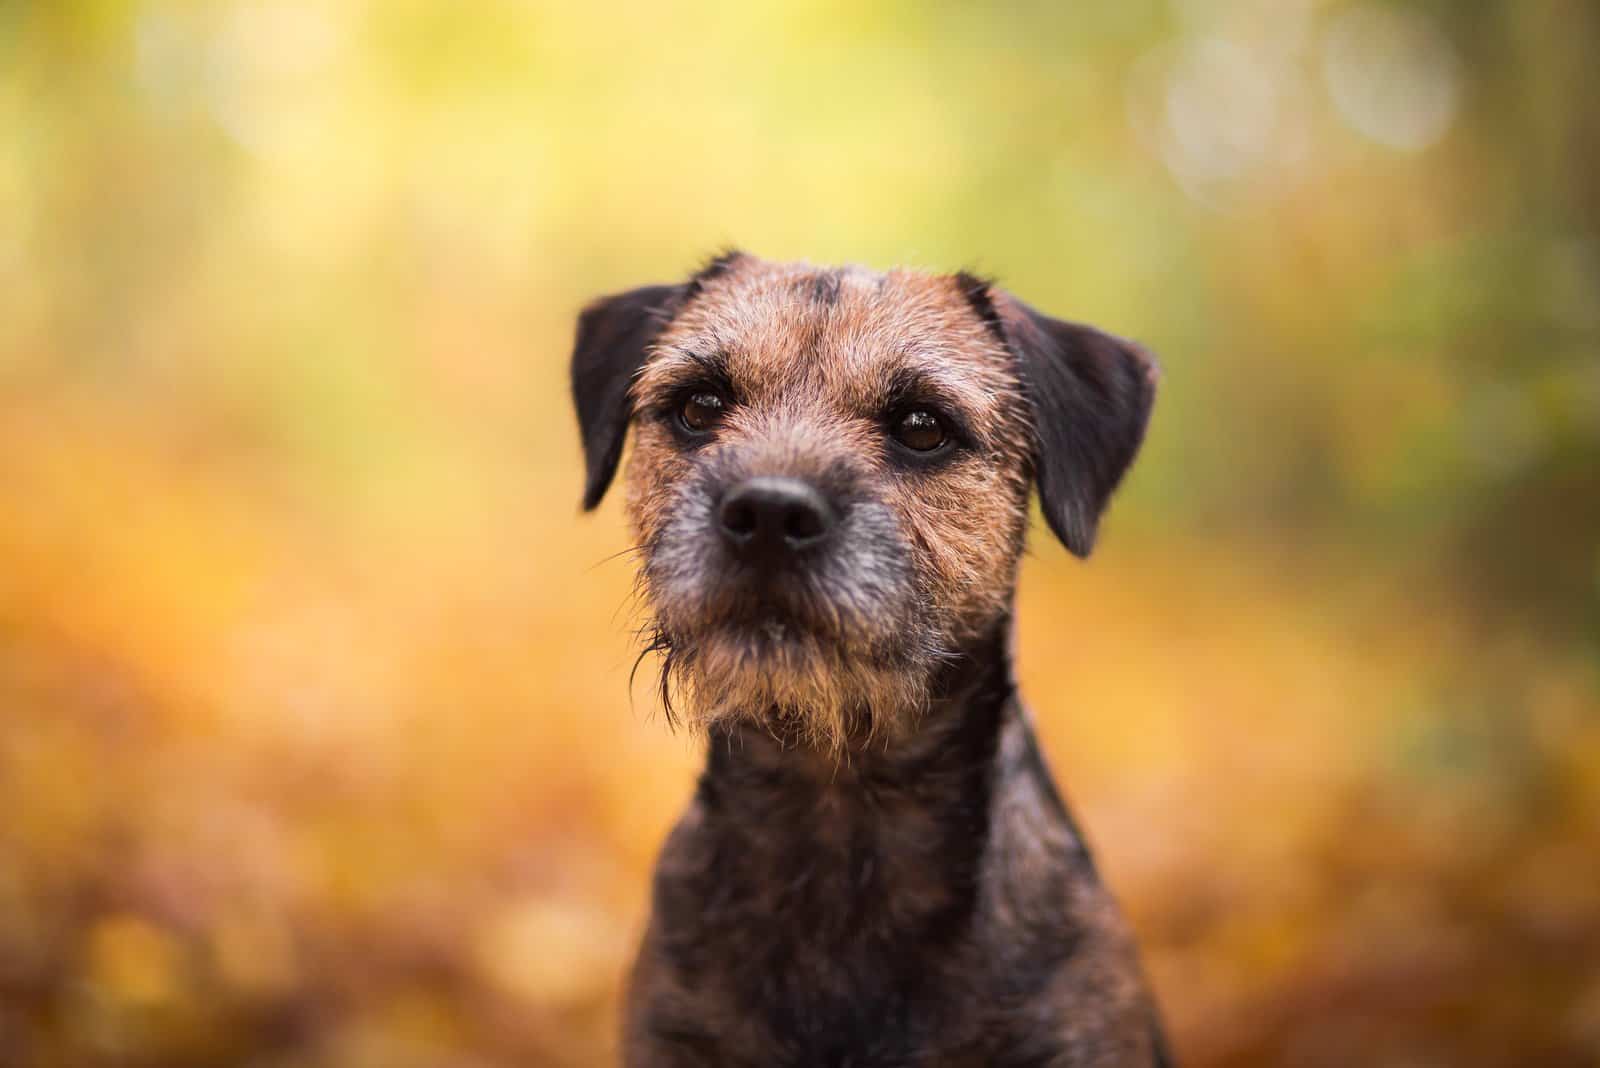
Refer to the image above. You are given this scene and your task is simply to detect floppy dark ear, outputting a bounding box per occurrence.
[570,284,685,509]
[992,291,1158,557]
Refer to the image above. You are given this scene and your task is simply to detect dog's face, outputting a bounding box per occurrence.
[572,253,1155,749]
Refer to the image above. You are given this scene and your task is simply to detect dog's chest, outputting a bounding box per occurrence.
[638,757,1019,1064]
[646,811,988,1065]
[627,712,1143,1066]
[639,806,1087,1067]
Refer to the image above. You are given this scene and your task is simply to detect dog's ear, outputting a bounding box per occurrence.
[982,285,1158,557]
[571,251,747,509]
[570,283,685,509]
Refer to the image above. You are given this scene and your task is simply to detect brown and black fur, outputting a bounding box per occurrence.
[571,252,1170,1066]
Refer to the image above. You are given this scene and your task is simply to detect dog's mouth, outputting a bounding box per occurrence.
[748,613,800,646]
[645,605,935,750]
[652,573,935,677]
[658,563,853,643]
[666,604,839,671]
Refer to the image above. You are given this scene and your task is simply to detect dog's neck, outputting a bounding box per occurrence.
[680,625,1018,950]
[703,628,1014,791]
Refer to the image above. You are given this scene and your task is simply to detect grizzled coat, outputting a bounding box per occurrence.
[572,253,1169,1066]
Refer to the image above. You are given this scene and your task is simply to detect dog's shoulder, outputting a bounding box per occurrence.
[973,704,1167,1066]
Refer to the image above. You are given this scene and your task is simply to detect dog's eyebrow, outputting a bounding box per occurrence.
[637,346,735,397]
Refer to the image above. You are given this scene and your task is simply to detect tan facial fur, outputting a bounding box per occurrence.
[622,257,1035,750]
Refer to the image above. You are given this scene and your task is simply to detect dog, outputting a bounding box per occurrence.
[571,251,1170,1066]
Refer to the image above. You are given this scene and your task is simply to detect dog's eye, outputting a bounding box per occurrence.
[892,409,947,452]
[679,391,726,433]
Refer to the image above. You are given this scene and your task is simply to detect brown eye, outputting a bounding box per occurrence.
[893,409,947,452]
[679,391,726,433]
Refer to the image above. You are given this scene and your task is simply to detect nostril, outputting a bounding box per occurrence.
[720,499,757,539]
[717,477,835,559]
[783,502,826,544]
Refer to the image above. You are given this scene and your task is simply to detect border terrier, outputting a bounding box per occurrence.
[572,252,1170,1066]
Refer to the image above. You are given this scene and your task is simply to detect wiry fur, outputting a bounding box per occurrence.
[623,258,1033,751]
[569,252,1169,1067]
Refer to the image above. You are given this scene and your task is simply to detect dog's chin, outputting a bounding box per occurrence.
[652,617,932,752]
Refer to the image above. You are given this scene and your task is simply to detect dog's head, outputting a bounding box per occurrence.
[572,252,1155,749]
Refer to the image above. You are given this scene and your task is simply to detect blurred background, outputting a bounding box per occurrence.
[2,1,1597,1065]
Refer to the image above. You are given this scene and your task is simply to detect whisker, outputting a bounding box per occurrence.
[586,544,647,572]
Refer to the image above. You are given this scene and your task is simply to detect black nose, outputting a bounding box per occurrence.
[717,476,836,564]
